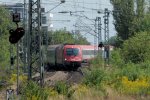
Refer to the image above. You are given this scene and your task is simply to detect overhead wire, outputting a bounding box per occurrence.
[0,0,24,4]
[41,0,112,12]
[0,0,114,44]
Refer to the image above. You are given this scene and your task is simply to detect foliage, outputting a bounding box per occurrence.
[20,81,49,100]
[74,33,90,45]
[47,29,90,45]
[121,76,150,95]
[89,56,104,67]
[122,31,150,63]
[137,13,150,32]
[83,57,110,96]
[110,0,145,46]
[108,46,150,96]
[138,61,150,78]
[54,81,69,95]
[108,36,118,46]
[54,81,75,98]
[72,84,104,100]
[0,6,14,68]
[110,59,150,95]
[9,74,27,84]
[110,48,124,67]
[110,0,135,40]
[83,68,107,89]
[119,63,144,81]
[74,84,88,94]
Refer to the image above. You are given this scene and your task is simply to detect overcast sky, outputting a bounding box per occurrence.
[0,0,116,44]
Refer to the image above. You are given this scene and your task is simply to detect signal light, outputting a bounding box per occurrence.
[61,0,65,3]
[98,42,104,48]
[9,27,25,44]
[13,13,20,22]
[10,57,14,65]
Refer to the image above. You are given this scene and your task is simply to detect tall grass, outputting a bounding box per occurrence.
[19,49,150,99]
[54,81,75,98]
[109,49,150,95]
[20,81,49,100]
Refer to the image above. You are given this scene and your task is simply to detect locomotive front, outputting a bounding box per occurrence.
[63,45,82,68]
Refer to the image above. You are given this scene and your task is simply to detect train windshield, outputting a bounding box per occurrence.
[66,48,79,56]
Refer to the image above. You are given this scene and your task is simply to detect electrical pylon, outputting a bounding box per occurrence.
[104,8,110,64]
[94,17,102,57]
[28,0,44,86]
[104,8,109,44]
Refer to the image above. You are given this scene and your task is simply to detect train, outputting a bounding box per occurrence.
[44,44,97,70]
[79,45,97,63]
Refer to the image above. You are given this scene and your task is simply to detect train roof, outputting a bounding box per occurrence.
[78,45,98,50]
[64,45,81,48]
[47,44,63,50]
[64,44,98,50]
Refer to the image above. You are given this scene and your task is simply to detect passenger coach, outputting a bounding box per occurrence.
[80,45,98,63]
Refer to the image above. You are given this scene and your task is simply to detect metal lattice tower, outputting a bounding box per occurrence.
[97,17,102,46]
[28,0,44,86]
[104,8,110,64]
[94,18,98,56]
[23,0,28,73]
[104,8,109,44]
[94,17,102,56]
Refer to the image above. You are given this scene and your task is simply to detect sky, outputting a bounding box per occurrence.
[0,0,116,44]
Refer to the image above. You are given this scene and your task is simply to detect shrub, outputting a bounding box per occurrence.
[110,48,124,67]
[54,81,69,95]
[9,74,27,84]
[83,68,107,89]
[20,81,49,100]
[119,63,143,81]
[54,81,75,98]
[122,31,150,63]
[121,76,150,95]
[89,56,104,68]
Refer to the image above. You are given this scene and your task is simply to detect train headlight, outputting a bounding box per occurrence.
[65,58,67,61]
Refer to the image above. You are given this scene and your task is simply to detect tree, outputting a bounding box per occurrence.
[0,6,15,82]
[122,31,150,63]
[74,33,90,45]
[136,13,150,32]
[110,0,145,45]
[108,36,118,46]
[47,29,90,45]
[0,6,14,68]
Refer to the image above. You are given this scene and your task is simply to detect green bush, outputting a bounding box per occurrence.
[110,48,124,67]
[83,68,107,89]
[54,81,75,98]
[137,61,150,78]
[119,63,143,81]
[122,31,150,63]
[20,81,49,100]
[89,56,104,68]
[54,81,69,95]
[111,62,150,94]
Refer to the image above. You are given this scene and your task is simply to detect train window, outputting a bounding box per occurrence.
[82,50,95,55]
[66,48,79,56]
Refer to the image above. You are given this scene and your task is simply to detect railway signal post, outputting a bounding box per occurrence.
[9,12,24,95]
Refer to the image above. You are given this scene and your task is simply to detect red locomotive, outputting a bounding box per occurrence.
[56,44,82,68]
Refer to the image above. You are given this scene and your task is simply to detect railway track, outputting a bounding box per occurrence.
[66,69,84,84]
[32,64,88,86]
